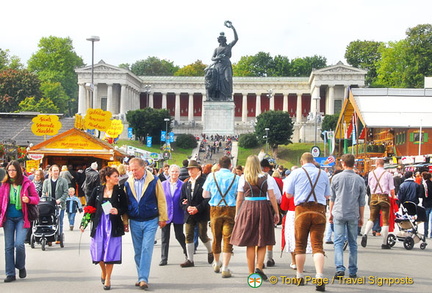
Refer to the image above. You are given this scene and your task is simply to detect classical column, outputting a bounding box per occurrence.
[149,92,154,108]
[296,93,302,124]
[78,83,87,114]
[120,84,127,114]
[312,86,320,113]
[328,85,335,115]
[270,94,275,110]
[344,86,349,99]
[242,93,248,123]
[201,93,206,123]
[162,93,167,109]
[256,94,261,116]
[188,94,194,121]
[174,93,180,122]
[283,94,288,112]
[107,83,114,113]
[93,84,98,109]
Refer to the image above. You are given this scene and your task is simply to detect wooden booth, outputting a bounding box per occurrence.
[27,128,127,170]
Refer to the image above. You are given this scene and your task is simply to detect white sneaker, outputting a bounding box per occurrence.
[213,262,221,273]
[290,263,297,270]
[221,269,232,278]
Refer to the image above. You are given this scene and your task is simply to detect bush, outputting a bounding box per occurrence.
[238,133,259,148]
[175,134,198,149]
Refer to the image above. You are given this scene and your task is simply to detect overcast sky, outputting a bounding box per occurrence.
[3,0,432,68]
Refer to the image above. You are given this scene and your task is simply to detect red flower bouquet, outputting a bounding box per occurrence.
[80,205,97,230]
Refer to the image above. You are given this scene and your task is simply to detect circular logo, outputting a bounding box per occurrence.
[247,273,263,288]
[311,146,321,157]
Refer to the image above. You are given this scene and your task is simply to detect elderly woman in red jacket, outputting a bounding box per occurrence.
[0,160,40,283]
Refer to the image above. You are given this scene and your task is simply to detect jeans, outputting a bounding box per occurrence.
[425,208,432,238]
[130,218,158,283]
[59,209,65,235]
[3,217,29,277]
[373,215,381,233]
[325,222,334,242]
[334,219,358,275]
[67,212,76,226]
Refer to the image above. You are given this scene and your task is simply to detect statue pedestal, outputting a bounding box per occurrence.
[203,101,235,135]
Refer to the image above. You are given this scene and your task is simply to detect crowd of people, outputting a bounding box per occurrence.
[0,154,431,292]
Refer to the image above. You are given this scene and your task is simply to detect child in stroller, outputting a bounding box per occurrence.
[30,197,64,251]
[386,201,427,250]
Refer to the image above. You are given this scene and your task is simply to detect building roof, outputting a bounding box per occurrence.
[351,88,432,128]
[0,113,75,146]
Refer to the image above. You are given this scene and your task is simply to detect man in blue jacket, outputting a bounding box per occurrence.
[398,171,422,205]
[125,158,167,290]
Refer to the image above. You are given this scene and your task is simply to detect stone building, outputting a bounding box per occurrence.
[75,61,366,141]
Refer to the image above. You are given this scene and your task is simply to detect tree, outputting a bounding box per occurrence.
[255,111,294,157]
[40,81,70,113]
[27,36,84,113]
[0,48,23,70]
[130,57,179,76]
[0,69,42,112]
[375,40,410,88]
[344,40,384,86]
[320,114,339,139]
[175,60,207,76]
[126,108,171,143]
[18,97,59,113]
[118,63,131,71]
[238,133,259,148]
[232,55,255,76]
[175,134,198,149]
[404,24,432,88]
[233,52,274,77]
[270,55,291,77]
[290,55,327,77]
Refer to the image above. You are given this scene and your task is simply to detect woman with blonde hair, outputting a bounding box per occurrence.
[230,155,279,280]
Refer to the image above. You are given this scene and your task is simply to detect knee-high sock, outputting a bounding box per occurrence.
[381,226,389,244]
[203,240,212,253]
[186,243,195,262]
[364,220,374,236]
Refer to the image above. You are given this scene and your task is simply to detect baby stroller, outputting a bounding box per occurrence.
[386,201,427,250]
[30,197,64,251]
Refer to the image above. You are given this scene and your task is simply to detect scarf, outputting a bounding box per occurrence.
[9,184,23,210]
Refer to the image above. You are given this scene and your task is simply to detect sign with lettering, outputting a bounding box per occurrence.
[84,108,112,132]
[45,134,105,150]
[106,119,124,138]
[31,115,62,136]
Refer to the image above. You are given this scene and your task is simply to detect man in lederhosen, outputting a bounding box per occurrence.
[361,158,395,249]
[284,152,331,292]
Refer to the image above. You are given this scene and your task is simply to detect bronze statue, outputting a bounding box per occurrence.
[205,21,238,101]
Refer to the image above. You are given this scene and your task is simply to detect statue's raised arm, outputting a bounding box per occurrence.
[205,21,238,101]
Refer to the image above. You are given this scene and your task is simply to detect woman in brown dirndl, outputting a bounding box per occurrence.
[230,155,279,280]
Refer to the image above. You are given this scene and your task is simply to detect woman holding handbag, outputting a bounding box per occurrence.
[0,160,40,283]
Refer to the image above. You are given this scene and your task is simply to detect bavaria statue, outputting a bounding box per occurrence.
[205,21,238,101]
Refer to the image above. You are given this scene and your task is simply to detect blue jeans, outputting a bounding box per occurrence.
[325,222,334,242]
[130,218,158,283]
[334,219,358,275]
[67,212,76,226]
[3,217,29,277]
[425,208,432,238]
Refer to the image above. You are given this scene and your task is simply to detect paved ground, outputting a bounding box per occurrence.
[0,209,430,293]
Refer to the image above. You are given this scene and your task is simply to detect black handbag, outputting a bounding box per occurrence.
[27,204,39,222]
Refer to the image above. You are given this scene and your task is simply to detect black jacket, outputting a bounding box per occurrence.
[88,185,128,238]
[180,176,209,222]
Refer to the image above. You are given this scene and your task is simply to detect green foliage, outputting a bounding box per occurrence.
[40,81,69,113]
[238,133,259,148]
[126,108,171,143]
[255,111,294,149]
[27,36,84,114]
[130,57,179,76]
[18,97,59,113]
[0,69,42,112]
[0,49,23,70]
[175,134,198,149]
[344,40,384,86]
[118,63,130,70]
[375,40,410,88]
[175,60,207,76]
[321,114,339,132]
[233,52,326,77]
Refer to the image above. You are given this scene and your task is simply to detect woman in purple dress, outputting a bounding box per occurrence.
[81,166,128,290]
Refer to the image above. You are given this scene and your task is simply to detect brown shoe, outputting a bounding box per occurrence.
[180,260,194,268]
[55,241,61,244]
[139,281,148,289]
